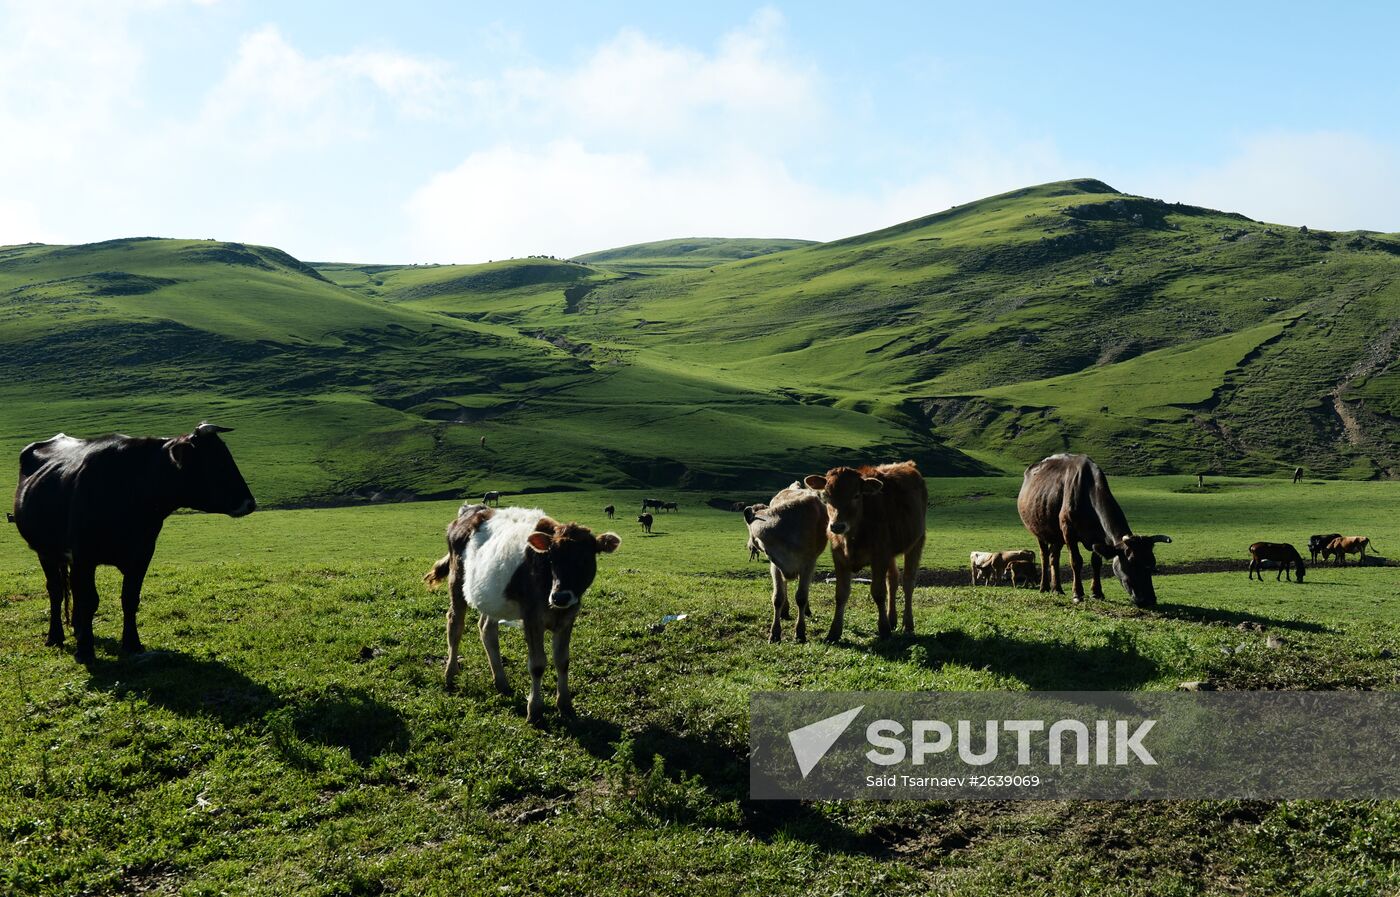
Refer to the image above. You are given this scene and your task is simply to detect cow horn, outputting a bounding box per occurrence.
[1149,534,1172,544]
[195,422,234,435]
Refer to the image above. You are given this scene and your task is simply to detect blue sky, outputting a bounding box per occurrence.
[2,1,1397,262]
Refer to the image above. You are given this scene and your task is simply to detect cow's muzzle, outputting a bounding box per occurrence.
[829,522,849,535]
[549,591,578,610]
[231,498,256,518]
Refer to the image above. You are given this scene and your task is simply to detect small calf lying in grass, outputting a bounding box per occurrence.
[425,504,621,723]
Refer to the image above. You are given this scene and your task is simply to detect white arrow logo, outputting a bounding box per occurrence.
[787,705,864,778]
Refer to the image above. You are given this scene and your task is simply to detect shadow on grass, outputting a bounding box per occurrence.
[864,628,1160,689]
[85,645,407,765]
[1156,603,1330,633]
[561,713,897,858]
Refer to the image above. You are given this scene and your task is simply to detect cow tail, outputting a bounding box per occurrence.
[424,553,452,589]
[60,559,72,627]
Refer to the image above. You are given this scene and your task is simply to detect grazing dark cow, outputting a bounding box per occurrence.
[603,504,615,520]
[12,423,255,664]
[1325,535,1372,566]
[424,505,620,723]
[1309,533,1342,564]
[1016,453,1171,607]
[638,513,654,534]
[744,483,828,642]
[803,460,927,641]
[1292,466,1304,484]
[1248,542,1306,582]
[641,498,665,513]
[482,490,502,507]
[661,501,679,513]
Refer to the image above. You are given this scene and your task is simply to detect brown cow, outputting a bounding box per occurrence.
[1248,542,1306,582]
[1017,453,1171,606]
[803,461,927,640]
[743,483,828,642]
[1005,557,1039,588]
[1325,536,1372,566]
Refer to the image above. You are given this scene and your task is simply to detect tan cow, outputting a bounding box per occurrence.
[744,483,829,643]
[1324,536,1372,566]
[804,461,927,640]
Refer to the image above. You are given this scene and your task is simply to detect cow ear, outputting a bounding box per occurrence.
[526,532,552,553]
[860,477,883,494]
[166,436,193,469]
[803,475,827,490]
[596,532,621,553]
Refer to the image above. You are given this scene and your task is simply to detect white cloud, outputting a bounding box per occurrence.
[194,25,452,154]
[1142,132,1400,232]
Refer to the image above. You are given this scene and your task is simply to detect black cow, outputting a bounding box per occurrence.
[641,498,666,513]
[661,501,679,513]
[638,513,654,534]
[1017,453,1171,607]
[603,504,615,519]
[12,423,255,664]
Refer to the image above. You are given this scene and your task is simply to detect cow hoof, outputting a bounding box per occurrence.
[74,647,96,665]
[823,631,843,644]
[46,632,64,647]
[557,700,576,719]
[494,681,514,697]
[121,639,144,655]
[526,705,545,726]
[1072,596,1083,605]
[768,633,781,644]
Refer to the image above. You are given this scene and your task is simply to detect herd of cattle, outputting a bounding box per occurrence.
[7,424,1382,723]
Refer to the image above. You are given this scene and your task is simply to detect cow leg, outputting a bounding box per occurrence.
[1248,559,1257,581]
[444,583,469,688]
[1089,551,1105,600]
[769,564,788,643]
[869,555,892,639]
[552,619,576,717]
[885,561,900,628]
[523,616,548,725]
[39,554,67,647]
[69,561,99,665]
[825,562,852,643]
[1037,543,1053,592]
[1050,545,1065,594]
[901,539,923,636]
[477,615,512,696]
[118,558,150,654]
[793,565,814,644]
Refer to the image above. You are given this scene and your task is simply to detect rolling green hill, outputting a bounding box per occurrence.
[4,179,1399,506]
[573,237,817,274]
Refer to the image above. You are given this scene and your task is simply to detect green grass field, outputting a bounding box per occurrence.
[3,478,1397,895]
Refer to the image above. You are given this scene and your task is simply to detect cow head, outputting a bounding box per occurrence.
[166,423,256,517]
[1093,534,1171,606]
[526,522,621,610]
[804,467,881,537]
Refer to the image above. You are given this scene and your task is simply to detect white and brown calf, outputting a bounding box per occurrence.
[425,504,620,723]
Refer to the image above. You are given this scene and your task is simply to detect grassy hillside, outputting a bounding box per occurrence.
[574,237,817,274]
[5,179,1399,507]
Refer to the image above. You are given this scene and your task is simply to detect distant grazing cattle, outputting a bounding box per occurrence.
[603,504,615,520]
[744,483,828,642]
[970,549,1035,586]
[480,436,487,448]
[803,460,927,640]
[1017,453,1171,606]
[424,504,620,723]
[1292,466,1304,484]
[1248,542,1306,582]
[1005,557,1039,588]
[482,491,502,507]
[638,513,654,534]
[661,501,679,513]
[641,498,666,513]
[1324,535,1372,566]
[969,551,997,585]
[1308,533,1341,564]
[12,423,255,663]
